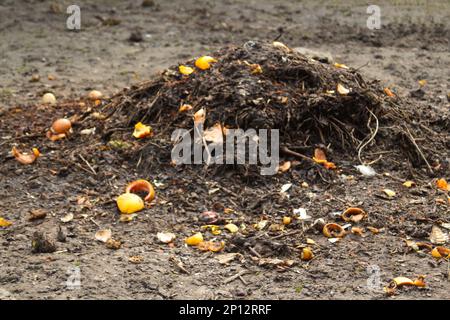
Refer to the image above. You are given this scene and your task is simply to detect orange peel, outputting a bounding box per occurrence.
[342,207,367,223]
[195,56,217,70]
[133,122,153,139]
[11,146,40,164]
[323,223,346,238]
[116,193,144,214]
[125,179,155,202]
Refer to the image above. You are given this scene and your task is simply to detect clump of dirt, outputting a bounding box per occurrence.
[104,40,447,177]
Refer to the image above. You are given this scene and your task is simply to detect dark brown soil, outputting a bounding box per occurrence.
[0,0,449,300]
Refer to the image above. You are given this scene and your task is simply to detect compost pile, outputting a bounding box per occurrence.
[104,40,447,176]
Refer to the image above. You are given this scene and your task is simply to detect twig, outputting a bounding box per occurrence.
[403,126,433,173]
[271,229,303,240]
[357,108,379,165]
[79,154,97,175]
[280,146,313,162]
[223,270,251,284]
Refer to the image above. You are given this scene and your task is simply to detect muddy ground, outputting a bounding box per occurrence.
[0,0,449,300]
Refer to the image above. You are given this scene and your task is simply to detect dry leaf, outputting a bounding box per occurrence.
[384,275,426,296]
[28,209,47,221]
[367,226,380,234]
[383,189,396,198]
[403,180,415,188]
[60,213,74,223]
[216,253,241,265]
[95,229,112,243]
[197,241,225,252]
[351,227,364,236]
[129,256,143,264]
[224,223,239,233]
[106,238,121,250]
[157,232,176,244]
[430,225,448,245]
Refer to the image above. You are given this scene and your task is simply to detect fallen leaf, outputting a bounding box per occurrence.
[0,217,12,228]
[216,253,241,265]
[282,217,292,225]
[351,227,364,236]
[133,122,153,139]
[157,232,176,244]
[106,238,121,250]
[60,213,74,223]
[197,241,225,252]
[129,256,143,264]
[254,219,268,230]
[272,41,291,52]
[95,229,112,243]
[11,147,40,165]
[383,189,396,198]
[280,183,292,193]
[403,180,415,188]
[224,223,239,233]
[313,148,336,169]
[430,225,449,245]
[28,209,47,221]
[367,226,380,234]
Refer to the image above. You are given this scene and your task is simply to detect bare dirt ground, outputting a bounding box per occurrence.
[0,0,449,300]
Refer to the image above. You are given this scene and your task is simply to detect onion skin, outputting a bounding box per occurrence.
[125,179,155,202]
